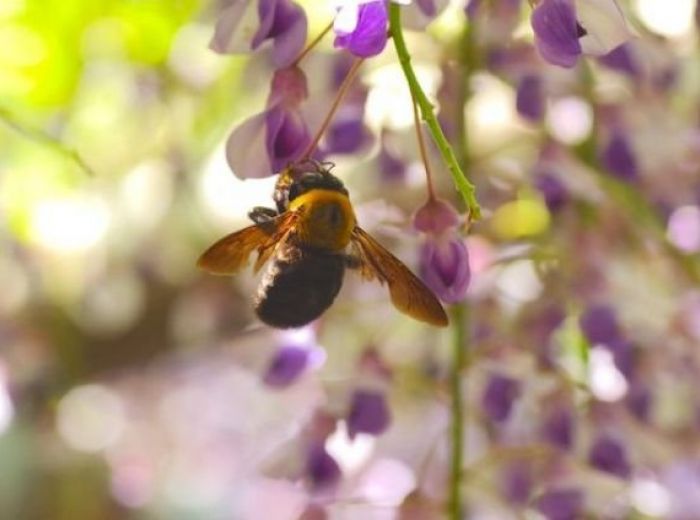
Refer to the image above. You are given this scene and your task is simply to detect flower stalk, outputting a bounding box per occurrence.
[300,57,364,160]
[448,302,467,519]
[388,4,481,220]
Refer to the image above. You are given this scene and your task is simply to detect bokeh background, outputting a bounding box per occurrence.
[3,0,700,518]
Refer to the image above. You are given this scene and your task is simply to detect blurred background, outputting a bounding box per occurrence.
[3,0,700,518]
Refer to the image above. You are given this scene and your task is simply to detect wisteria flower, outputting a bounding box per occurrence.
[226,66,311,178]
[346,389,391,438]
[211,0,307,68]
[333,0,390,57]
[414,199,470,304]
[531,0,630,68]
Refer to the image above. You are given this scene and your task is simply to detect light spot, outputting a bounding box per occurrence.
[631,478,671,517]
[366,63,440,131]
[496,260,544,304]
[57,385,126,452]
[546,97,593,145]
[635,0,694,38]
[30,196,110,254]
[359,458,416,506]
[491,198,550,240]
[589,347,628,402]
[325,420,375,474]
[199,144,277,226]
[667,205,700,253]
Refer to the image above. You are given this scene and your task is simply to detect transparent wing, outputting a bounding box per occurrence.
[350,227,448,327]
[197,212,298,275]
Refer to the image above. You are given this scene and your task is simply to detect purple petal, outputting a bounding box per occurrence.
[263,345,310,387]
[541,405,574,450]
[226,111,274,179]
[415,0,438,17]
[265,106,310,172]
[588,435,631,479]
[531,0,582,68]
[481,373,520,422]
[579,304,621,345]
[334,1,388,58]
[210,0,257,54]
[323,112,371,155]
[347,390,391,439]
[598,43,639,77]
[465,0,482,18]
[516,74,545,122]
[419,237,471,304]
[626,380,652,421]
[536,488,584,520]
[502,462,532,505]
[306,443,341,490]
[378,144,406,183]
[601,131,638,181]
[252,0,308,68]
[535,172,568,212]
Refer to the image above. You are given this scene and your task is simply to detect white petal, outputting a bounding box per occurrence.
[334,4,360,34]
[577,0,631,56]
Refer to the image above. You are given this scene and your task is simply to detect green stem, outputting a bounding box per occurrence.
[0,106,94,177]
[388,4,481,220]
[449,302,467,519]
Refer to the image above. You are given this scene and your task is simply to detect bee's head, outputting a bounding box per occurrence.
[286,162,348,203]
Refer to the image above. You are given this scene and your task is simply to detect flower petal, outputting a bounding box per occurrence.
[334,1,388,58]
[265,106,311,172]
[252,0,308,68]
[210,0,259,54]
[419,236,471,304]
[531,0,582,68]
[226,111,274,179]
[577,0,630,56]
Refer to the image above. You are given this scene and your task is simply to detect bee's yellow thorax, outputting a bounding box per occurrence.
[288,189,356,251]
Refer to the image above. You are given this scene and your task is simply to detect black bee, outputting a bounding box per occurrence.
[198,162,447,328]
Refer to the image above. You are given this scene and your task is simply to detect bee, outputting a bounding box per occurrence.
[197,162,448,328]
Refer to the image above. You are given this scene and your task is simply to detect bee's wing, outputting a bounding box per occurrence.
[350,227,448,327]
[197,212,298,275]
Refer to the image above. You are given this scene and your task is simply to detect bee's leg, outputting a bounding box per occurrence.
[248,207,279,232]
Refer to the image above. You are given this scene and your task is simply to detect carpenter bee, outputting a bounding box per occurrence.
[197,162,448,328]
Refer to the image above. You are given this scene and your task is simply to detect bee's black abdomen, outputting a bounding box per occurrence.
[254,243,345,328]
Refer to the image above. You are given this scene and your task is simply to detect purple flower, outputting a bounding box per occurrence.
[265,105,311,171]
[481,374,520,422]
[530,0,630,68]
[413,198,461,235]
[536,488,584,520]
[211,0,307,68]
[502,462,533,505]
[226,66,310,178]
[306,442,341,490]
[579,304,621,345]
[322,110,371,156]
[531,0,583,68]
[419,237,471,304]
[347,389,390,438]
[626,380,652,421]
[334,1,389,58]
[516,74,546,122]
[598,43,640,77]
[601,131,638,181]
[378,142,406,183]
[541,405,574,449]
[263,345,311,387]
[535,172,568,212]
[588,435,632,478]
[252,0,308,67]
